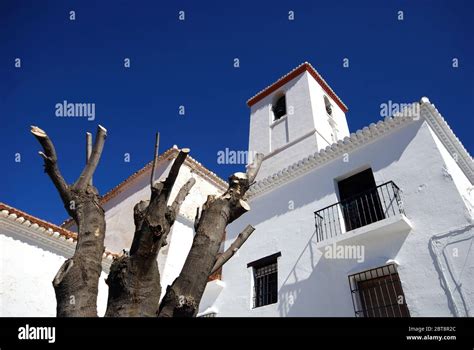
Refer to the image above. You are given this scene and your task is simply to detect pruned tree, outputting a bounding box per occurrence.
[31,125,107,317]
[105,140,196,316]
[158,154,263,317]
[32,127,263,317]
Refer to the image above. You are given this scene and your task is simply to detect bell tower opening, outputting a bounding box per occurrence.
[272,93,287,121]
[324,95,333,116]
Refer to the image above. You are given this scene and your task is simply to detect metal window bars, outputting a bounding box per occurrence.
[253,262,278,308]
[348,264,410,317]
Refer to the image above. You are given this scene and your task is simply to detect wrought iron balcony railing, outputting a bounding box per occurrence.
[314,181,404,243]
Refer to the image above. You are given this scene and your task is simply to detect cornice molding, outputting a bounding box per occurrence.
[248,100,473,199]
[420,99,473,183]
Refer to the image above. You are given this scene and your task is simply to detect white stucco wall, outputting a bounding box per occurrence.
[215,118,473,317]
[249,71,350,180]
[0,232,108,317]
[307,72,350,145]
[160,218,195,295]
[429,127,473,219]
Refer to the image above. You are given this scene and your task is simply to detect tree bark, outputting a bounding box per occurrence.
[31,125,107,317]
[210,224,255,275]
[105,149,195,317]
[158,153,263,317]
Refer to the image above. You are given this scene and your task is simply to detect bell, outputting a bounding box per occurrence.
[326,104,332,115]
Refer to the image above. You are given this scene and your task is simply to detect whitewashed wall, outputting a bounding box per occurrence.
[160,218,195,295]
[307,72,350,144]
[215,119,473,317]
[249,71,349,180]
[429,127,473,218]
[0,232,108,317]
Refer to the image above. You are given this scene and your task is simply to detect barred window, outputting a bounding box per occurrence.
[348,264,410,317]
[248,252,281,308]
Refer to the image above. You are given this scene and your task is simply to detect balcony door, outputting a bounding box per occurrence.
[338,168,385,231]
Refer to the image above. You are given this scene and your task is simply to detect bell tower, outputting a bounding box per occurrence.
[247,62,350,180]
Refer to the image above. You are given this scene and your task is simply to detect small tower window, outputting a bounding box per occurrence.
[272,94,286,120]
[324,96,333,116]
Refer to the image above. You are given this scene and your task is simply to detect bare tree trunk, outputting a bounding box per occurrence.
[158,154,263,317]
[31,125,107,317]
[105,148,195,317]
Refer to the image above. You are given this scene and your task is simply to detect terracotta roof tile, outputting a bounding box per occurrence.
[0,202,117,258]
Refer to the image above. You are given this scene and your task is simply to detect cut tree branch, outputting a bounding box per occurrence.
[171,177,196,216]
[150,132,160,188]
[246,153,264,183]
[163,148,189,198]
[86,132,93,186]
[74,125,107,191]
[30,126,71,206]
[209,225,255,275]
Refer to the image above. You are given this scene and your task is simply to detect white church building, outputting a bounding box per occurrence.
[1,62,473,317]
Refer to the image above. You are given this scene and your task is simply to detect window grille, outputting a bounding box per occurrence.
[348,264,410,317]
[253,262,278,308]
[248,252,281,308]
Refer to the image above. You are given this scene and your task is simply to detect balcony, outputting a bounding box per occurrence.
[314,181,411,246]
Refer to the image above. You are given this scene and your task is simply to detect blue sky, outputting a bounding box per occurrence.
[1,0,473,224]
